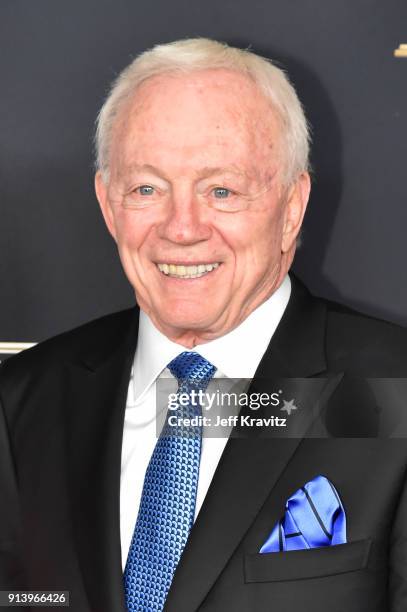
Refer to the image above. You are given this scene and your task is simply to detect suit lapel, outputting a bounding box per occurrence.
[65,308,139,612]
[253,274,327,379]
[164,275,333,612]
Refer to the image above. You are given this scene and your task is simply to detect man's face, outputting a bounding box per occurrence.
[96,69,310,346]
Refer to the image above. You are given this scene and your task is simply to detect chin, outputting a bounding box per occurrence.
[159,305,220,335]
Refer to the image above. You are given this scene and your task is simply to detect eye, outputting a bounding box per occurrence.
[212,187,232,199]
[136,185,155,196]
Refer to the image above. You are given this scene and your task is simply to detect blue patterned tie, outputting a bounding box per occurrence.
[124,352,216,612]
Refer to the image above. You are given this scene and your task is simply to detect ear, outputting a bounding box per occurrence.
[95,171,118,241]
[281,172,311,253]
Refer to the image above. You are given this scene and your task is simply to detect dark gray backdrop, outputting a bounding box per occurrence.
[1,0,406,343]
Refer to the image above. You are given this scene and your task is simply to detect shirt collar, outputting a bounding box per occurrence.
[131,274,291,403]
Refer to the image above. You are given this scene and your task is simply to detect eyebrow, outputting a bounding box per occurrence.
[198,165,249,179]
[127,163,167,176]
[126,163,251,180]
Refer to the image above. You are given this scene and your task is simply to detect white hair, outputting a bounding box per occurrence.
[95,38,311,185]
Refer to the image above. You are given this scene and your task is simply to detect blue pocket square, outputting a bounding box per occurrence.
[260,475,347,553]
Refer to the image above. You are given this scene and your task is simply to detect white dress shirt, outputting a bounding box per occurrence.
[120,275,291,567]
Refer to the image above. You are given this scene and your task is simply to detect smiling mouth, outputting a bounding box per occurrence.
[156,262,220,279]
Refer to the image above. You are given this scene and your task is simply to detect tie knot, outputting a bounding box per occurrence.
[167,351,216,386]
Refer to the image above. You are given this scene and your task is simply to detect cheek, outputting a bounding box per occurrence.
[215,207,283,264]
[251,205,285,257]
[114,210,156,253]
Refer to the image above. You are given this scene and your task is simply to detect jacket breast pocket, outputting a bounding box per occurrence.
[244,539,371,583]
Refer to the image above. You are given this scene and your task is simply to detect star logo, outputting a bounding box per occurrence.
[281,399,298,416]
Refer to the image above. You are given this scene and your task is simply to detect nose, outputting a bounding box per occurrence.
[156,185,212,245]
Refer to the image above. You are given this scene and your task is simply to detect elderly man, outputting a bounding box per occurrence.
[1,38,407,612]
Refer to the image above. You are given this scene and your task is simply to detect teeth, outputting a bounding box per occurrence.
[157,262,220,278]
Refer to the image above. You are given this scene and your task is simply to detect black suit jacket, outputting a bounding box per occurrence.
[1,275,407,612]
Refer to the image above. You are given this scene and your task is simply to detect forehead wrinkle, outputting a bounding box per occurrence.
[123,162,169,179]
[198,165,251,179]
[125,163,248,177]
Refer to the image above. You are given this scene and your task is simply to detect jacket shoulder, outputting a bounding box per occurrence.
[0,307,137,385]
[324,298,407,374]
